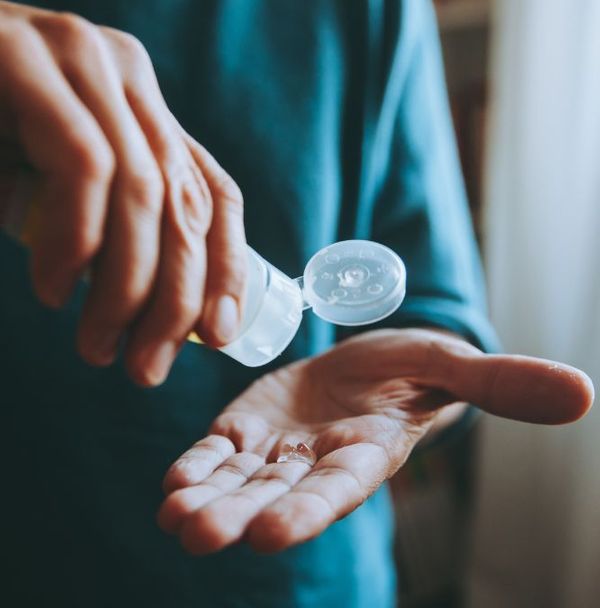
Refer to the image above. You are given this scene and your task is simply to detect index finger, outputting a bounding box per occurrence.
[183,137,247,347]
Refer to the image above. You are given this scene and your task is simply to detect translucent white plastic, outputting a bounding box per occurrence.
[1,173,407,368]
[302,240,406,326]
[219,248,304,367]
[219,240,406,367]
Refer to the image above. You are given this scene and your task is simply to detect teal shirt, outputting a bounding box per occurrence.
[0,1,497,606]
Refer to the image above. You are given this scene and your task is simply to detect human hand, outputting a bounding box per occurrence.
[158,328,594,553]
[0,2,246,385]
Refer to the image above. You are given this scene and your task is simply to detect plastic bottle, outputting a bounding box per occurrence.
[1,172,407,366]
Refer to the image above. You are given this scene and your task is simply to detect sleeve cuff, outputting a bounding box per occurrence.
[388,295,501,354]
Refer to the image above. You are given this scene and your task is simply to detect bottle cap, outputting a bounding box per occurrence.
[302,240,406,326]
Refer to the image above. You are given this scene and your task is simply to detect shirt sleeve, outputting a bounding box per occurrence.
[340,0,498,353]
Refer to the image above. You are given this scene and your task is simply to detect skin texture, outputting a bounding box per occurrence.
[1,2,593,562]
[158,328,594,555]
[0,1,247,386]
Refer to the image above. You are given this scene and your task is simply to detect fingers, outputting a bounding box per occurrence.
[437,351,595,425]
[32,15,168,367]
[402,329,594,424]
[158,451,264,534]
[246,443,389,552]
[2,10,245,384]
[101,32,214,384]
[176,461,311,555]
[159,441,390,555]
[391,329,595,424]
[330,329,595,425]
[120,170,207,385]
[209,410,277,455]
[0,22,114,307]
[185,137,247,347]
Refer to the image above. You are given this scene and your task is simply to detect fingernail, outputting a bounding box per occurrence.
[88,329,120,366]
[140,341,177,387]
[213,295,239,344]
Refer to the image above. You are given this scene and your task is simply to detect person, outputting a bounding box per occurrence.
[0,1,593,607]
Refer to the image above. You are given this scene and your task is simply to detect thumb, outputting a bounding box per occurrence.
[432,344,595,425]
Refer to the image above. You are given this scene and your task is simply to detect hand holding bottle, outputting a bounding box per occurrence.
[0,1,247,385]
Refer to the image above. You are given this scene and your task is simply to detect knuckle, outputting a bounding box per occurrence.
[0,19,29,49]
[41,12,98,47]
[166,167,212,241]
[150,131,177,167]
[216,173,244,216]
[71,138,115,184]
[55,11,89,31]
[117,31,147,56]
[106,28,151,66]
[184,177,213,227]
[123,166,164,215]
[170,175,212,238]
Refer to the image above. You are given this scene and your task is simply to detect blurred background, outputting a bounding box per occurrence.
[391,1,600,606]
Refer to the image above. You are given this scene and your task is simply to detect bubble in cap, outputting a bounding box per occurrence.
[302,240,406,326]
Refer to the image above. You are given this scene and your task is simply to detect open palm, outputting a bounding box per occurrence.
[158,329,593,554]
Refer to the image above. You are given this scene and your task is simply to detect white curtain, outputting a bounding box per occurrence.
[468,1,600,607]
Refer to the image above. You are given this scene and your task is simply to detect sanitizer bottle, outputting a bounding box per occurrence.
[218,239,407,366]
[1,172,407,367]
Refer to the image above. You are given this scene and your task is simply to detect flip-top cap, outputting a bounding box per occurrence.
[302,240,406,326]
